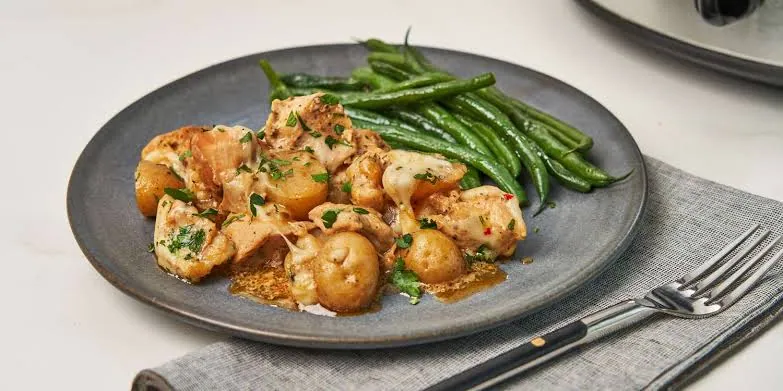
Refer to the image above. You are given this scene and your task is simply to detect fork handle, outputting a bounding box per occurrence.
[424,300,656,391]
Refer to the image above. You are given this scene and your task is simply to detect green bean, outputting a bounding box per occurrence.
[460,167,482,190]
[338,73,496,109]
[376,73,453,93]
[259,60,292,101]
[545,124,582,153]
[453,113,522,178]
[351,119,527,205]
[369,61,414,81]
[443,93,549,205]
[544,155,592,193]
[343,107,442,139]
[476,90,619,186]
[351,67,396,90]
[384,109,457,143]
[280,73,365,91]
[415,103,493,158]
[482,88,593,152]
[367,52,417,73]
[357,38,398,53]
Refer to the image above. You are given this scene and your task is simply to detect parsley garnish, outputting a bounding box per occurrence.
[249,193,265,217]
[296,112,319,137]
[309,130,322,138]
[341,181,352,193]
[178,150,192,161]
[390,258,421,304]
[285,111,297,127]
[508,219,516,230]
[303,146,315,154]
[321,209,340,228]
[325,135,339,149]
[222,214,245,228]
[271,168,294,180]
[419,218,437,229]
[271,158,291,166]
[292,157,300,161]
[239,131,252,143]
[193,208,218,219]
[547,201,557,209]
[413,171,438,184]
[166,225,206,255]
[256,129,265,140]
[353,207,369,215]
[334,124,345,135]
[147,242,155,253]
[464,244,495,263]
[311,172,329,183]
[303,162,312,167]
[236,164,252,174]
[319,93,340,105]
[533,227,540,233]
[164,187,195,203]
[396,234,413,249]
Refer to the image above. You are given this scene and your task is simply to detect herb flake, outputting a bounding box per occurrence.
[321,209,340,229]
[390,258,421,304]
[396,234,413,249]
[319,93,341,105]
[353,207,369,215]
[239,132,252,143]
[285,111,297,127]
[413,171,438,184]
[249,193,265,217]
[164,187,195,203]
[334,124,345,135]
[419,218,437,229]
[311,172,329,183]
[341,181,352,193]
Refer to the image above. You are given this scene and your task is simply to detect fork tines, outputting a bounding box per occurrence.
[678,224,783,307]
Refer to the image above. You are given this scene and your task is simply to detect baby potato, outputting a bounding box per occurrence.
[263,151,328,220]
[135,160,185,216]
[314,232,380,312]
[402,230,466,284]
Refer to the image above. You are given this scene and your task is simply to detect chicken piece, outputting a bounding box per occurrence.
[283,234,322,306]
[382,150,467,233]
[263,93,356,172]
[308,202,395,252]
[345,149,387,212]
[327,166,352,204]
[421,186,526,258]
[220,203,314,263]
[219,171,255,214]
[152,195,236,282]
[191,125,258,185]
[352,128,390,155]
[141,125,220,210]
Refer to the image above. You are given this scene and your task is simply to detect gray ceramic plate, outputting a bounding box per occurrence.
[68,44,647,349]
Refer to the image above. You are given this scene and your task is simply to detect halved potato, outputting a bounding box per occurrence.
[135,160,185,216]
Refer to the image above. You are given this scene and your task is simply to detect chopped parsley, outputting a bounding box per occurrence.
[303,162,312,167]
[271,158,291,166]
[334,124,345,135]
[166,225,206,255]
[249,193,265,217]
[508,219,516,230]
[309,130,322,138]
[164,187,195,203]
[341,181,352,193]
[321,209,340,228]
[256,129,265,140]
[311,172,329,183]
[147,242,155,253]
[353,207,369,215]
[396,234,413,249]
[325,135,351,149]
[292,157,300,161]
[236,164,252,174]
[296,112,319,137]
[178,150,192,161]
[239,131,252,143]
[319,93,341,105]
[258,156,293,181]
[193,208,218,219]
[533,227,540,233]
[285,111,297,127]
[419,218,437,229]
[303,146,315,154]
[271,168,294,180]
[413,171,438,184]
[547,201,557,209]
[464,244,495,263]
[390,258,421,304]
[222,214,245,227]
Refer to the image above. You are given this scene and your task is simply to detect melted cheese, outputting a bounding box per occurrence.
[382,150,452,234]
[281,233,321,306]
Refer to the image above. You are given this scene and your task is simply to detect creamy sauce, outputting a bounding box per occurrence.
[425,261,508,303]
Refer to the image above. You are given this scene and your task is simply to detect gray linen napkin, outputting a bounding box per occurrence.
[133,157,783,390]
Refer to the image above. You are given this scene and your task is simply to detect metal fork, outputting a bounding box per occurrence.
[425,224,783,391]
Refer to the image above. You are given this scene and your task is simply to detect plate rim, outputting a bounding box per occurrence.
[67,43,648,349]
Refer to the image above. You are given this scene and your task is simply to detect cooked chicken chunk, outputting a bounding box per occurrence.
[327,167,352,204]
[345,149,387,212]
[419,186,526,258]
[152,195,236,282]
[382,150,466,233]
[283,234,322,306]
[308,202,395,252]
[191,125,258,187]
[352,128,390,155]
[263,93,356,172]
[220,203,314,262]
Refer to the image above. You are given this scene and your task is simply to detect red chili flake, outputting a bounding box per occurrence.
[503,193,514,200]
[483,227,492,236]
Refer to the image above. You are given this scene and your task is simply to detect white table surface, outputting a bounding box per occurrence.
[3,0,782,389]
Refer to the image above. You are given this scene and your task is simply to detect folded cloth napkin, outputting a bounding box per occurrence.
[133,157,783,391]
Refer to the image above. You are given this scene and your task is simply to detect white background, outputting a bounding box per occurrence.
[2,0,782,389]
